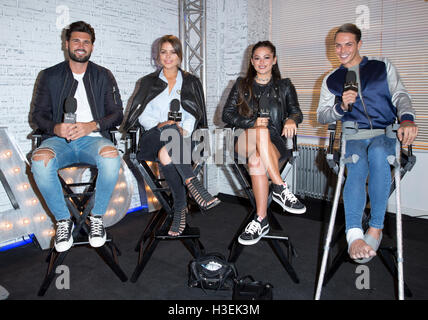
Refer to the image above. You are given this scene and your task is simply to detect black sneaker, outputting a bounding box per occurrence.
[272,183,306,214]
[88,215,107,248]
[54,219,74,252]
[238,217,270,245]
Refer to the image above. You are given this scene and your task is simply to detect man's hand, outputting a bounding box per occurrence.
[56,122,97,141]
[397,122,418,146]
[341,90,358,111]
[282,119,297,138]
[54,123,74,140]
[70,122,98,140]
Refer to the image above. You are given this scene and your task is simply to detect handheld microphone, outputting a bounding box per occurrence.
[63,96,77,142]
[64,96,77,124]
[344,70,358,112]
[257,95,270,118]
[168,99,182,122]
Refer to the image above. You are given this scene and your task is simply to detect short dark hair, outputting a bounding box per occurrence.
[65,21,96,43]
[157,35,183,62]
[335,23,362,42]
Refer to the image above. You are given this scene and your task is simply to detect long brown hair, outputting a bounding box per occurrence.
[237,41,281,117]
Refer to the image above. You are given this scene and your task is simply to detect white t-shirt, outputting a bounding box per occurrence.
[73,72,101,137]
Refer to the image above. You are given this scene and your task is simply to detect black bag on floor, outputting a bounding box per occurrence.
[188,253,237,291]
[232,275,273,300]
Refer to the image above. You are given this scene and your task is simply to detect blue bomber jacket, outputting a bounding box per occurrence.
[317,56,415,128]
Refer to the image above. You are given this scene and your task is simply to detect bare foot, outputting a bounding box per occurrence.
[349,239,376,260]
[366,227,382,241]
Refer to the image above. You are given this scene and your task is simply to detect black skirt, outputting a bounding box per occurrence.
[137,124,196,163]
[233,126,291,162]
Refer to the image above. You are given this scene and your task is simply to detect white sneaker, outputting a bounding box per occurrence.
[54,219,74,252]
[88,215,107,248]
[272,183,306,214]
[238,218,270,246]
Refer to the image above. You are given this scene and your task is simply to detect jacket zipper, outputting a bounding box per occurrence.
[113,85,117,105]
[358,68,373,129]
[88,74,100,121]
[58,73,69,121]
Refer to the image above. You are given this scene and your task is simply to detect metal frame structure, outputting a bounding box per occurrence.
[179,0,207,95]
[179,0,208,187]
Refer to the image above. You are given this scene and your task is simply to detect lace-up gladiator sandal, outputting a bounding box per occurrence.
[185,177,221,211]
[168,207,188,236]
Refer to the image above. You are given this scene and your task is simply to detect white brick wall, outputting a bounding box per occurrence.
[0,0,178,154]
[0,0,179,211]
[0,0,271,214]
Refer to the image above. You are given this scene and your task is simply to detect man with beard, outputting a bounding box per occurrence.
[31,21,123,252]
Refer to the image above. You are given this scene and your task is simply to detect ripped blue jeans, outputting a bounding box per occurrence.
[343,134,396,233]
[31,136,120,221]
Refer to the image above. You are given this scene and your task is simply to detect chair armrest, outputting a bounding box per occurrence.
[108,127,119,145]
[30,129,44,148]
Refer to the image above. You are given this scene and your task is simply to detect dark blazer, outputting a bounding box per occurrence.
[122,68,208,133]
[32,60,123,141]
[222,77,303,134]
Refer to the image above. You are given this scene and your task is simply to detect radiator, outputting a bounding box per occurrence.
[295,144,338,201]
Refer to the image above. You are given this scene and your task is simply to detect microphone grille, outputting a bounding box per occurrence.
[259,95,269,110]
[170,99,180,112]
[64,97,77,113]
[345,70,357,83]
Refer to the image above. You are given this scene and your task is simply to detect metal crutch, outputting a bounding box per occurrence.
[388,137,405,300]
[314,134,359,300]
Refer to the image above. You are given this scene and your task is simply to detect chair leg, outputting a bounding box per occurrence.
[323,245,349,286]
[228,242,245,263]
[267,239,300,283]
[38,250,68,296]
[181,238,203,258]
[130,236,160,283]
[94,245,128,282]
[134,209,165,252]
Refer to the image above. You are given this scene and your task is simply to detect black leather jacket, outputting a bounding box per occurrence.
[122,68,208,132]
[32,60,123,141]
[222,77,303,134]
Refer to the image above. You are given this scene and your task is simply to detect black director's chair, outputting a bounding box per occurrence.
[123,125,205,283]
[32,129,128,296]
[227,132,300,284]
[315,122,416,300]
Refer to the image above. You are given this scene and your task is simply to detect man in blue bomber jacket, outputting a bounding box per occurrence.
[317,23,418,263]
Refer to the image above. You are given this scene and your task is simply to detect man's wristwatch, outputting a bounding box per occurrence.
[95,121,101,132]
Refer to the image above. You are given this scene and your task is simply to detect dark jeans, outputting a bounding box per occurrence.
[138,124,196,210]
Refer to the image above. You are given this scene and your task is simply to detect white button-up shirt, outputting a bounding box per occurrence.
[138,69,196,136]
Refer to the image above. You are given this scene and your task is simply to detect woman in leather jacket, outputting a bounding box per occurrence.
[124,35,219,236]
[222,41,305,245]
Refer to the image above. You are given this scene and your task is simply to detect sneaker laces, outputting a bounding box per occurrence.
[56,221,70,241]
[89,216,104,237]
[244,220,261,235]
[281,185,298,204]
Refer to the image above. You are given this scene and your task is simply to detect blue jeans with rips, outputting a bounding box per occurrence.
[343,134,396,233]
[31,136,121,221]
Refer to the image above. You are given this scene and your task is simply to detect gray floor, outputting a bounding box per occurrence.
[1,196,427,300]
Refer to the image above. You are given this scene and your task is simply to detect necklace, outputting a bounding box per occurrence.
[255,75,272,82]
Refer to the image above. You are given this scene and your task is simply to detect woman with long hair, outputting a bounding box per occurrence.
[123,35,219,236]
[222,40,305,245]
